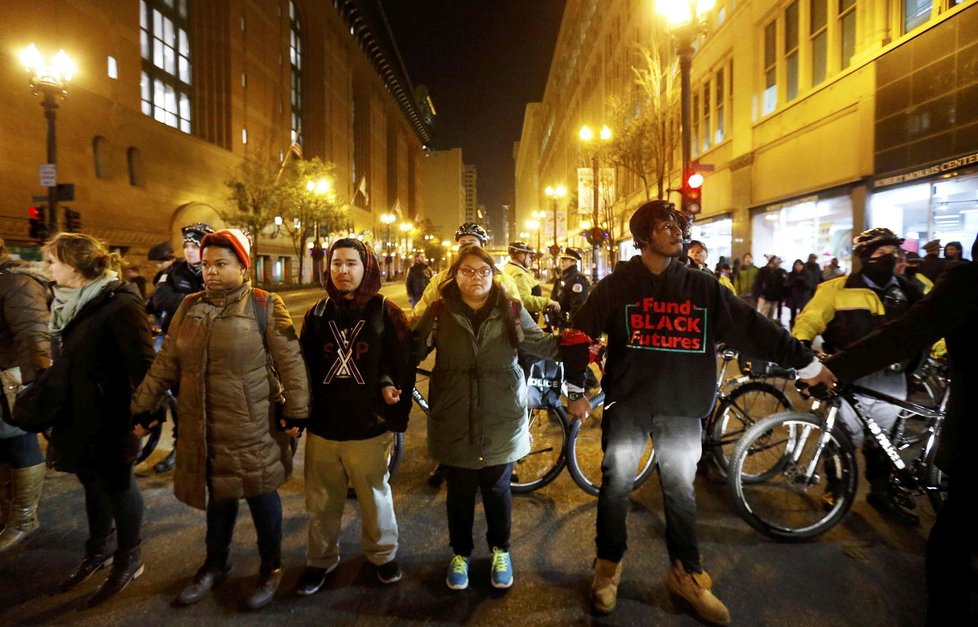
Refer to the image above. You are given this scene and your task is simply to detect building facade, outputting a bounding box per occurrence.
[463,163,478,224]
[1,0,431,284]
[518,0,977,276]
[420,147,465,239]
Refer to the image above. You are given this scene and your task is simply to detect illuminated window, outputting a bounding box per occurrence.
[140,0,191,133]
[289,0,303,144]
[763,21,777,115]
[810,0,827,86]
[904,0,932,31]
[785,1,800,102]
[839,0,856,69]
[715,67,726,143]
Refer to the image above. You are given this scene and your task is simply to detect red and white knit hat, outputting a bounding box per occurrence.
[201,228,251,269]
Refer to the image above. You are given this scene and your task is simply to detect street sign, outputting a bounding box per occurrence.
[32,183,74,202]
[39,164,56,187]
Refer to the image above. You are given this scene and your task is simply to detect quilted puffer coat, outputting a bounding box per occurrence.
[131,282,309,509]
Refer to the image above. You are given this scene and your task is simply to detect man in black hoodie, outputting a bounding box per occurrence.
[296,238,415,595]
[560,200,830,623]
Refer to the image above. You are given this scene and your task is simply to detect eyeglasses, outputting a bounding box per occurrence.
[458,266,493,279]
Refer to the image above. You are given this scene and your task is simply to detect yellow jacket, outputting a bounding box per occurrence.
[502,261,551,314]
[411,266,522,325]
[719,274,735,293]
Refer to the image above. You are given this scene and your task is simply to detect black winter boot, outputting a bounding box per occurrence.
[245,561,283,610]
[87,544,144,606]
[58,537,114,593]
[176,553,230,607]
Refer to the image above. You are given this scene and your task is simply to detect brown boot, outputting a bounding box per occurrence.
[591,558,623,614]
[666,560,731,625]
[0,464,11,529]
[0,463,45,553]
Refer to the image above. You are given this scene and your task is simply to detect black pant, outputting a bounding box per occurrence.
[77,468,143,554]
[926,461,978,625]
[596,403,703,571]
[205,491,283,571]
[443,463,513,557]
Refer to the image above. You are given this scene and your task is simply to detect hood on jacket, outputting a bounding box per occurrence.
[324,239,382,309]
[614,255,683,283]
[0,258,53,287]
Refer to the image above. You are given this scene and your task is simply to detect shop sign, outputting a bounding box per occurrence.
[875,151,978,189]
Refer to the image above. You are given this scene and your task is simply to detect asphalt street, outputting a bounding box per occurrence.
[0,281,931,625]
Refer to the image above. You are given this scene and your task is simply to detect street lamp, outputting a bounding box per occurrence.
[21,44,76,233]
[655,0,715,217]
[306,177,333,284]
[381,212,396,281]
[579,124,613,281]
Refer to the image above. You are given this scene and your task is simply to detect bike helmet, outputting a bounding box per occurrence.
[508,241,534,254]
[852,227,904,259]
[629,200,690,249]
[181,222,215,246]
[455,222,488,244]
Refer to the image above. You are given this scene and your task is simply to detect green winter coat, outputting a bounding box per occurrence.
[415,289,558,469]
[734,264,759,296]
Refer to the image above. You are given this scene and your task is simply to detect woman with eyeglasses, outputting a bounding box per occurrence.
[414,244,557,592]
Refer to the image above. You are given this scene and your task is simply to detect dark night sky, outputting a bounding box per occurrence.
[380,0,566,231]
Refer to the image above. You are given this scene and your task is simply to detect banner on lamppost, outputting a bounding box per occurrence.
[599,167,616,215]
[578,167,617,216]
[543,208,567,241]
[577,168,593,215]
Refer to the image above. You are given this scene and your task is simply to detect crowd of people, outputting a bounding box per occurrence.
[0,206,973,624]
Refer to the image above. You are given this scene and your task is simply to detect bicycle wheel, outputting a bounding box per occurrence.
[511,406,568,494]
[387,432,404,477]
[708,381,792,479]
[566,414,656,497]
[728,411,858,541]
[136,394,174,464]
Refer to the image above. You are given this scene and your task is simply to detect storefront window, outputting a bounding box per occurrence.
[752,195,853,273]
[870,174,978,255]
[691,216,733,267]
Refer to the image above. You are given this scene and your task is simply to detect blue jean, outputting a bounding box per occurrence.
[205,491,283,572]
[596,402,703,571]
[0,432,43,468]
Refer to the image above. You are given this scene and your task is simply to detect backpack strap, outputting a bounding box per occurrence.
[312,296,330,317]
[250,288,272,354]
[426,299,444,348]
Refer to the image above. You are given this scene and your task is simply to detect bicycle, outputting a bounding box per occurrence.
[704,348,796,478]
[512,355,657,497]
[727,376,949,541]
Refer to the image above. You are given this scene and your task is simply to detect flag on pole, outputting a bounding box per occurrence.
[356,176,369,206]
[391,198,402,217]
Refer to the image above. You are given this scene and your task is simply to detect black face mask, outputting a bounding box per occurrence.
[861,254,896,284]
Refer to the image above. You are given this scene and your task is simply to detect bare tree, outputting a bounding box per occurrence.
[223,150,287,283]
[607,39,681,203]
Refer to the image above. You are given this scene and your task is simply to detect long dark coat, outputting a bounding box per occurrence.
[48,281,155,486]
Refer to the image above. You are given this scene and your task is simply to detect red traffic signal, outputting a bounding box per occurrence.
[683,171,704,215]
[28,205,48,242]
[28,206,43,221]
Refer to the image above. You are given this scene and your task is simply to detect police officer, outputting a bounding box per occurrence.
[793,227,924,525]
[551,248,589,328]
[147,222,214,473]
[503,241,558,321]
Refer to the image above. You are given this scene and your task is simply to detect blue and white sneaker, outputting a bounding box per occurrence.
[490,547,513,589]
[446,555,469,590]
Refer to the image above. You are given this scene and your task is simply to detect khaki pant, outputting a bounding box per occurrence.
[304,432,398,569]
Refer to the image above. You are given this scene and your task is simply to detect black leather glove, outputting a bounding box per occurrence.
[132,411,161,431]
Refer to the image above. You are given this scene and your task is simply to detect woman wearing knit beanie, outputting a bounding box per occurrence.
[131,228,310,611]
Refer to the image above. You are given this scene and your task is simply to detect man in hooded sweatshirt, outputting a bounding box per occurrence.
[295,238,415,596]
[560,200,829,623]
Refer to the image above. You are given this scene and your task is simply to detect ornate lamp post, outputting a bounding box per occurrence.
[20,44,76,233]
[655,0,714,217]
[380,212,396,281]
[578,124,612,281]
[306,177,332,284]
[544,184,567,253]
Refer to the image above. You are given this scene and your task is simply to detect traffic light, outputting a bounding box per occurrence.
[64,208,82,232]
[682,171,704,215]
[28,206,48,242]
